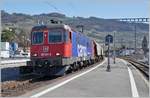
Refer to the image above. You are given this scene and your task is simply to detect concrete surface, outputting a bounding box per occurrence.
[21,58,149,97]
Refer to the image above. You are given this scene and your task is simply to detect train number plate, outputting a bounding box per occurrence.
[43,46,49,52]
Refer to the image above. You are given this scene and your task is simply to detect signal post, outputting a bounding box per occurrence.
[105,34,113,72]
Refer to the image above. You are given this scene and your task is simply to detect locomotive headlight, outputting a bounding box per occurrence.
[56,53,60,56]
[32,53,38,56]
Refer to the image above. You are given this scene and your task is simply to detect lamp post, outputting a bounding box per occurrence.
[113,31,116,64]
[76,25,84,33]
[134,24,137,53]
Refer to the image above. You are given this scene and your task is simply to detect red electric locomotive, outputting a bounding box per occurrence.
[27,24,73,75]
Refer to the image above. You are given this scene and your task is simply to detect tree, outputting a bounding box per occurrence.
[1,29,15,42]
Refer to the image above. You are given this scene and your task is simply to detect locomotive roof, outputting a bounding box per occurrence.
[32,24,101,47]
[32,24,72,31]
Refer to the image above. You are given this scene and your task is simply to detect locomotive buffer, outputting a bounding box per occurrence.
[105,34,113,72]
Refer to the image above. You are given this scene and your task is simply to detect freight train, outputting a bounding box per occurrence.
[27,23,104,75]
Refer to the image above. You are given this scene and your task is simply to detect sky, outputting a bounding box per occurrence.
[2,0,149,18]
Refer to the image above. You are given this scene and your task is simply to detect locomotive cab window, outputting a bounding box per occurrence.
[63,31,69,42]
[49,31,62,43]
[49,29,69,43]
[32,32,43,44]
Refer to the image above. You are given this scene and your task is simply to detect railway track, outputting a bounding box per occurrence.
[1,71,58,97]
[122,57,149,80]
[1,73,43,92]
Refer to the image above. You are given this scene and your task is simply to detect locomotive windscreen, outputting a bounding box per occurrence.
[48,29,68,43]
[32,32,43,44]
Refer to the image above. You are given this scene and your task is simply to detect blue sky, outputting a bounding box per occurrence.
[2,0,149,18]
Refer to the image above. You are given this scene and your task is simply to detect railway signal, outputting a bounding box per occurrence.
[105,34,113,72]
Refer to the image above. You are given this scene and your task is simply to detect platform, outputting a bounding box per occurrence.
[0,58,29,69]
[22,58,149,97]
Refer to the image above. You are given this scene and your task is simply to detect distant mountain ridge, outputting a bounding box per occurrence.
[1,10,149,48]
[2,10,148,32]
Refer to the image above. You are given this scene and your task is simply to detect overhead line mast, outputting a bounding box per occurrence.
[112,18,149,53]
